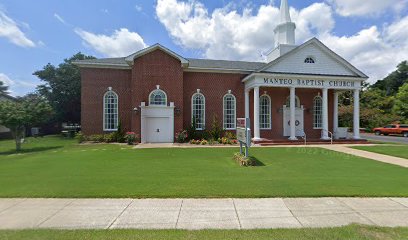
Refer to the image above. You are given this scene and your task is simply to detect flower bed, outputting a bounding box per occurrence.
[233,153,257,166]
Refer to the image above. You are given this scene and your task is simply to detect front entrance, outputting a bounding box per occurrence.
[140,102,175,143]
[283,106,304,137]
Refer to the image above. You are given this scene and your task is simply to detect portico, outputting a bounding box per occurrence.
[243,73,364,141]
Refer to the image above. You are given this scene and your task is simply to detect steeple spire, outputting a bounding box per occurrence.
[266,0,297,62]
[274,0,296,46]
[280,0,291,23]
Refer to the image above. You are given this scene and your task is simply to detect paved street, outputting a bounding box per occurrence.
[361,133,408,144]
[0,198,407,230]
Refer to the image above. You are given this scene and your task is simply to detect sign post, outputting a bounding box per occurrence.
[236,118,251,157]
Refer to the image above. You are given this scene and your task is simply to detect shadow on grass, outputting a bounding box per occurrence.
[248,156,266,166]
[0,146,63,156]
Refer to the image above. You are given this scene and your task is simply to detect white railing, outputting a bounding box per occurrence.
[321,129,333,144]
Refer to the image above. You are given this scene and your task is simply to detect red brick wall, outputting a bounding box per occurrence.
[81,68,132,135]
[80,51,335,141]
[130,49,184,137]
[183,72,247,132]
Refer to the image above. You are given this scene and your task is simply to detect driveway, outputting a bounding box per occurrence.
[361,133,408,144]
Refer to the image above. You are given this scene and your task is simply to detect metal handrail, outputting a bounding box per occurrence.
[300,130,307,145]
[322,129,333,144]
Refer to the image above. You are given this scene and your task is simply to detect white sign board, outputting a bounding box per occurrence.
[236,118,251,146]
[236,118,247,143]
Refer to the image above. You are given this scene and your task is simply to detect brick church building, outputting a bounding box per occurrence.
[75,0,367,143]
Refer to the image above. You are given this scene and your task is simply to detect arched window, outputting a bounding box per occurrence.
[304,57,315,63]
[149,89,167,106]
[223,93,236,129]
[103,90,118,131]
[259,94,271,129]
[285,96,300,108]
[313,95,323,129]
[192,93,205,130]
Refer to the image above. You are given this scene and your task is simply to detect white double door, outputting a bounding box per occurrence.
[283,106,304,137]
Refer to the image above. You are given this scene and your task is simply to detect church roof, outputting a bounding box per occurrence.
[186,58,266,72]
[74,46,266,72]
[74,40,367,78]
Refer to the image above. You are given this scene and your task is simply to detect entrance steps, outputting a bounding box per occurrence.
[253,138,368,146]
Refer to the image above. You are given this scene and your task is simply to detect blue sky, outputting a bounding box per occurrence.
[0,0,407,96]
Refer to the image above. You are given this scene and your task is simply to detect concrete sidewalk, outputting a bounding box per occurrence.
[0,198,407,230]
[321,145,408,168]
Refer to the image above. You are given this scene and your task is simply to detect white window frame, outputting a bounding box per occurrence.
[223,93,236,130]
[149,89,167,106]
[285,95,301,108]
[313,95,323,129]
[259,94,272,130]
[103,90,119,131]
[191,93,205,130]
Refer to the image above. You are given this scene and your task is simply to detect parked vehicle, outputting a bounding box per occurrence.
[373,124,408,137]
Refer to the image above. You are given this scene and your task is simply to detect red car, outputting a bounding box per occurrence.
[373,124,408,137]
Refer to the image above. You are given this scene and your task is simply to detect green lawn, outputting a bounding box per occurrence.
[0,225,407,240]
[0,136,407,198]
[353,146,408,159]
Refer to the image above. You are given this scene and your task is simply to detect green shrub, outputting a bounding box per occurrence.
[89,134,104,143]
[75,132,85,143]
[210,114,224,140]
[175,130,188,143]
[113,121,126,143]
[125,132,137,145]
[103,133,116,143]
[187,117,198,140]
[224,131,236,140]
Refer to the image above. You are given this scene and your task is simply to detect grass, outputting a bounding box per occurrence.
[0,225,407,240]
[0,136,407,198]
[353,146,408,159]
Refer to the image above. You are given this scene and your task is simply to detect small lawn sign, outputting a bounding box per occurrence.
[236,118,251,157]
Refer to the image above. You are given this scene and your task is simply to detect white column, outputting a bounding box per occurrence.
[253,87,260,140]
[245,90,250,119]
[333,91,339,138]
[289,87,297,140]
[321,88,330,140]
[353,89,360,139]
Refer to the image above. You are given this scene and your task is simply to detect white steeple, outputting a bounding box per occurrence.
[265,0,297,62]
[275,0,296,46]
[279,0,292,23]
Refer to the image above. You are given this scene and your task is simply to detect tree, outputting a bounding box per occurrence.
[394,83,408,121]
[0,96,52,151]
[372,61,408,95]
[0,80,8,94]
[34,53,95,124]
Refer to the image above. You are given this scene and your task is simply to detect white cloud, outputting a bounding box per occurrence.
[0,73,37,96]
[75,28,148,57]
[156,0,408,83]
[0,10,35,48]
[327,0,407,17]
[156,0,335,61]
